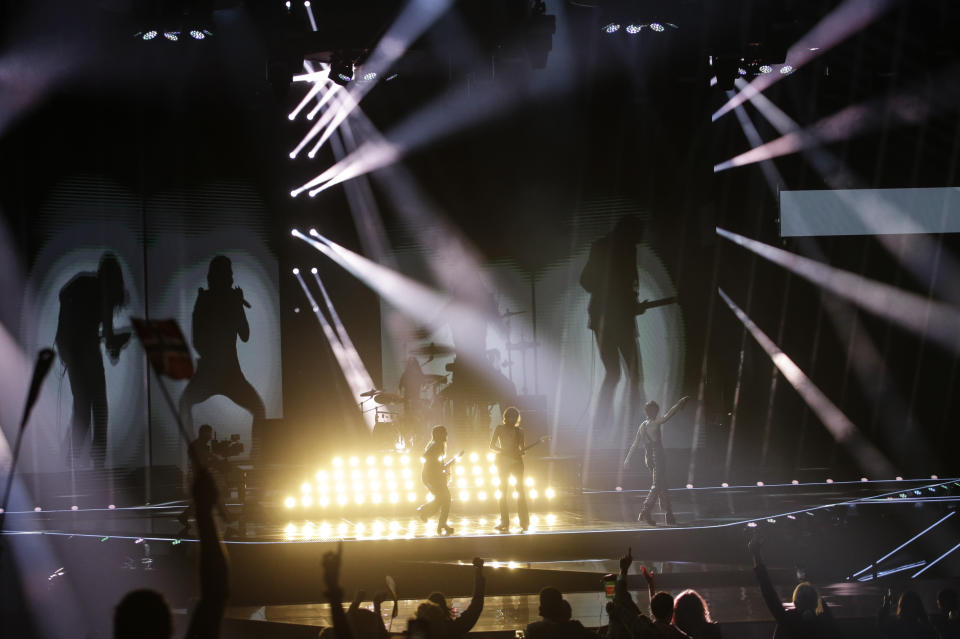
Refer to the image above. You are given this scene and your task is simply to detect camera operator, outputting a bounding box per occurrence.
[178,424,231,528]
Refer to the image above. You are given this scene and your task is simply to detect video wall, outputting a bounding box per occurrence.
[16,175,281,473]
[378,204,687,453]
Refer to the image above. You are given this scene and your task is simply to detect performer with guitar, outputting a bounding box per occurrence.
[490,407,549,533]
[416,425,461,535]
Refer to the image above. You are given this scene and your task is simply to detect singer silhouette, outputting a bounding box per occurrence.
[179,256,265,459]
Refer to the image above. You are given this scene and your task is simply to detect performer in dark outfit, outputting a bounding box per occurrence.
[416,425,455,536]
[55,253,130,468]
[579,216,647,438]
[624,396,689,526]
[179,256,265,457]
[490,406,529,533]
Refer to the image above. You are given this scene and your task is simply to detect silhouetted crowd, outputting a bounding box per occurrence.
[111,477,960,639]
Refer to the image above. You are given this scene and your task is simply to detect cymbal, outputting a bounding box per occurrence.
[374,392,404,405]
[360,389,381,397]
[410,343,456,357]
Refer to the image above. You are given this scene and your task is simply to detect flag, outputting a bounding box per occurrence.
[131,318,194,380]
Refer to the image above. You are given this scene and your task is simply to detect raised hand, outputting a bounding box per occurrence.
[322,541,343,600]
[192,466,218,516]
[640,565,655,588]
[619,547,633,573]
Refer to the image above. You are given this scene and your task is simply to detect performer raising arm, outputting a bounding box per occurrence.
[624,396,689,526]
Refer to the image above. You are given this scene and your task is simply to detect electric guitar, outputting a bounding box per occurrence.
[634,296,677,315]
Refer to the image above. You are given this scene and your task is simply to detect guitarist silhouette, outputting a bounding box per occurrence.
[490,407,548,533]
[416,425,459,535]
[580,215,676,440]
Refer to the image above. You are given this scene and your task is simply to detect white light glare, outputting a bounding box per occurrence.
[603,23,621,34]
[759,65,773,74]
[625,24,643,34]
[292,268,300,275]
[779,65,794,75]
[650,22,665,32]
[362,72,377,81]
[311,267,318,274]
[141,30,158,41]
[163,31,179,41]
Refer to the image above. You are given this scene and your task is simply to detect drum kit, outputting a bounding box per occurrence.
[360,307,536,450]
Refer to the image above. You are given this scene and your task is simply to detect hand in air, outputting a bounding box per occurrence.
[619,547,633,573]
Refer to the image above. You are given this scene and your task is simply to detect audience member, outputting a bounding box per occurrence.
[526,587,601,639]
[114,467,229,639]
[673,589,721,639]
[608,548,656,639]
[650,592,690,638]
[879,590,938,639]
[933,588,960,639]
[418,558,486,638]
[748,537,836,639]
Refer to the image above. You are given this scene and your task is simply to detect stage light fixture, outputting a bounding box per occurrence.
[545,488,556,499]
[529,489,538,499]
[791,480,799,484]
[460,491,470,502]
[508,476,517,486]
[757,481,765,486]
[163,31,179,41]
[602,23,621,34]
[486,452,495,462]
[525,477,534,487]
[189,29,212,40]
[400,455,410,465]
[301,482,312,494]
[284,496,296,508]
[650,22,665,32]
[407,492,417,502]
[495,490,503,500]
[826,478,834,484]
[141,30,158,41]
[383,455,393,466]
[625,24,643,34]
[469,452,479,463]
[108,504,116,510]
[349,456,359,466]
[475,477,484,487]
[512,491,519,499]
[292,268,300,275]
[721,482,729,487]
[301,495,313,507]
[389,493,399,503]
[478,491,487,501]
[362,72,377,81]
[759,65,773,74]
[311,267,318,274]
[34,506,41,512]
[896,476,904,481]
[779,65,794,75]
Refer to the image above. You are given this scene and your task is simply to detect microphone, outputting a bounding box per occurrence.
[21,348,55,429]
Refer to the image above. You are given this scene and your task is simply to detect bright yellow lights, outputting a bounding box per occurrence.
[389,493,400,503]
[319,496,330,507]
[472,466,482,475]
[284,523,297,539]
[338,522,348,535]
[350,469,362,480]
[507,561,518,570]
[400,455,410,466]
[401,468,412,479]
[333,469,344,480]
[469,452,479,463]
[459,490,470,502]
[337,495,348,505]
[301,482,312,494]
[352,481,364,492]
[487,452,496,462]
[545,488,556,499]
[425,492,435,502]
[388,481,398,491]
[478,491,488,501]
[529,489,538,500]
[349,456,359,466]
[406,492,417,502]
[525,477,534,487]
[317,484,329,493]
[455,466,466,475]
[355,522,366,534]
[372,493,382,504]
[457,478,467,488]
[369,480,381,491]
[512,491,519,499]
[474,477,484,487]
[284,496,296,508]
[354,494,365,505]
[495,490,503,500]
[508,476,518,486]
[385,469,395,480]
[367,468,379,479]
[316,470,328,481]
[302,523,315,538]
[489,465,498,474]
[332,457,343,467]
[545,513,556,525]
[383,455,393,466]
[302,495,314,507]
[366,455,376,466]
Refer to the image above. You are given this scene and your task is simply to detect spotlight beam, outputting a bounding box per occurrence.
[293,269,375,429]
[715,64,960,172]
[288,76,328,121]
[718,227,960,356]
[724,77,960,306]
[718,288,896,477]
[713,0,904,122]
[303,0,455,157]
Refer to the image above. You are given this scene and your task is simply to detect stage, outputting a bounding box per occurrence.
[4,477,958,628]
